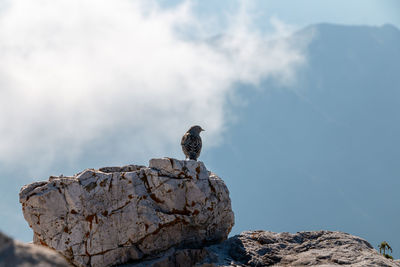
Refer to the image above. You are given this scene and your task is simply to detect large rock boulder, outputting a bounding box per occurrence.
[19,158,234,267]
[0,231,70,267]
[123,230,400,266]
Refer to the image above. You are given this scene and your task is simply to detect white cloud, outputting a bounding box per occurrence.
[0,0,306,174]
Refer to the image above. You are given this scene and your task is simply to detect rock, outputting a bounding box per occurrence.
[118,247,213,267]
[19,158,395,267]
[129,230,399,266]
[210,230,400,266]
[19,158,234,267]
[0,231,70,267]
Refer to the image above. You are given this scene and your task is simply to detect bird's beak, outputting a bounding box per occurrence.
[201,129,205,131]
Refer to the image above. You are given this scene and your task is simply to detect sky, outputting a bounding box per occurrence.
[0,0,399,259]
[158,0,400,31]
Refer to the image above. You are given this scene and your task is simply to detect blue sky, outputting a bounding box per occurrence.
[159,0,400,30]
[0,0,399,259]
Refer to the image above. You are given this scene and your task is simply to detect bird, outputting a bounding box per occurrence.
[181,125,204,161]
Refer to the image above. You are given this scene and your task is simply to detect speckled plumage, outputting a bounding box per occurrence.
[181,125,204,161]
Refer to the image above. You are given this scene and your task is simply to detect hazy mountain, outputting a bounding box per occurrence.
[204,23,400,258]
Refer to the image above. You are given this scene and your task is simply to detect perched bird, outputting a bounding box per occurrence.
[181,125,204,161]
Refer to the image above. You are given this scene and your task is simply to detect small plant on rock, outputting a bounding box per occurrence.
[378,241,393,260]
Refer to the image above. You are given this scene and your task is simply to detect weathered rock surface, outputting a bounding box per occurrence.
[122,230,400,266]
[19,158,234,267]
[18,157,399,266]
[0,231,70,267]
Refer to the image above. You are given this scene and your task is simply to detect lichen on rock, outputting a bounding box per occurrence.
[19,158,234,267]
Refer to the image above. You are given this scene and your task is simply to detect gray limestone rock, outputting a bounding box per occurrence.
[19,158,234,267]
[208,230,400,266]
[0,231,70,267]
[127,230,399,266]
[18,158,396,267]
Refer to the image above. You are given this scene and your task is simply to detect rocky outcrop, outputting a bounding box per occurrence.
[18,157,399,267]
[19,158,234,267]
[0,231,70,267]
[122,230,400,266]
